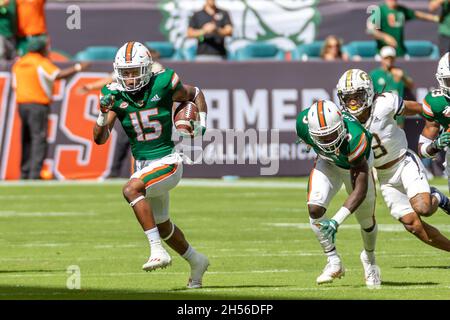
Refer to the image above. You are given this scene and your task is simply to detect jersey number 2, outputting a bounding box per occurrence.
[129,109,162,141]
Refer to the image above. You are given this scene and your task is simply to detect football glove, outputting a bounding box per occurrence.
[319,218,339,243]
[99,94,115,113]
[432,132,450,150]
[191,120,206,137]
[192,111,207,137]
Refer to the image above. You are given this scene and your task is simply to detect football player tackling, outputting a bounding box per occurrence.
[93,41,209,288]
[296,100,381,288]
[337,69,450,252]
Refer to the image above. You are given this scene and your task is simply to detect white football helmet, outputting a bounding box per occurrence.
[113,41,153,92]
[336,69,374,117]
[308,100,346,154]
[436,52,450,99]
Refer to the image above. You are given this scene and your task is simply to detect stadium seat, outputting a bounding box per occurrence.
[405,40,439,59]
[144,41,182,60]
[180,43,198,61]
[233,42,284,61]
[291,41,324,61]
[343,41,378,60]
[73,46,119,61]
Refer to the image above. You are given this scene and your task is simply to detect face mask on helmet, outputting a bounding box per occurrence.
[310,122,346,154]
[115,65,151,92]
[338,88,369,116]
[437,74,450,98]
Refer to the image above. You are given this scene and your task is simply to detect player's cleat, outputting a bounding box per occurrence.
[430,186,450,215]
[316,257,345,284]
[142,247,172,272]
[360,250,381,289]
[187,253,209,289]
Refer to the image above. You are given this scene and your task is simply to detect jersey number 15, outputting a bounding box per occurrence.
[129,108,162,142]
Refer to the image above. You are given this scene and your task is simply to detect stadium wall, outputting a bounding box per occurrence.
[0,61,436,180]
[45,1,437,56]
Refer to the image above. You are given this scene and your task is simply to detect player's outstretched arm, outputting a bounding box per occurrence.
[418,120,446,158]
[93,94,117,145]
[319,157,369,241]
[345,157,369,213]
[402,100,423,116]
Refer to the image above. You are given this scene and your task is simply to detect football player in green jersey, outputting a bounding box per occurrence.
[93,41,209,288]
[419,52,450,199]
[296,100,381,288]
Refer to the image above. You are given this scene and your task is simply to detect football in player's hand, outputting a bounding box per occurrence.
[174,101,199,136]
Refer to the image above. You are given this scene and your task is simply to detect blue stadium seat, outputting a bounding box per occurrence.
[291,41,324,61]
[144,41,182,60]
[233,42,285,61]
[181,43,198,61]
[343,41,378,60]
[73,46,118,61]
[405,40,439,59]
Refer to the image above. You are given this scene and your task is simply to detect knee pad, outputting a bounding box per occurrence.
[161,222,175,241]
[129,195,145,207]
[359,216,375,230]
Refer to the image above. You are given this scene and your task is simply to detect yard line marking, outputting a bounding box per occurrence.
[266,223,450,233]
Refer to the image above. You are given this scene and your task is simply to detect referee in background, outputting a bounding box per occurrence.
[12,36,89,179]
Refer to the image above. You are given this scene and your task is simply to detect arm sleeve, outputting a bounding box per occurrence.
[422,94,436,121]
[348,131,370,163]
[168,70,183,93]
[39,59,60,81]
[223,11,232,26]
[403,6,416,21]
[296,111,310,143]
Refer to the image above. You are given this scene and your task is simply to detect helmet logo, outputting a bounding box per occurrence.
[119,101,128,109]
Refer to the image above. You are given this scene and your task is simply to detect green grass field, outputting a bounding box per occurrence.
[0,178,449,300]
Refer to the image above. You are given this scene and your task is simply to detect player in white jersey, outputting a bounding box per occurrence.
[336,69,450,252]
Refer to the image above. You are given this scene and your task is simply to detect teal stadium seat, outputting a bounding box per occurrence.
[405,40,439,59]
[343,41,377,60]
[234,42,284,61]
[291,41,324,61]
[145,41,182,60]
[73,46,119,61]
[181,43,197,61]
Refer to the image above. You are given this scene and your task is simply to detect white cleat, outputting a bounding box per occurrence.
[316,258,345,285]
[142,247,172,272]
[360,250,381,289]
[187,253,209,289]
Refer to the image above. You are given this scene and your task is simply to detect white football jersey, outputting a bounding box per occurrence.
[364,92,407,167]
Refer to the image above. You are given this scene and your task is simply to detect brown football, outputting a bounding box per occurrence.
[173,101,199,136]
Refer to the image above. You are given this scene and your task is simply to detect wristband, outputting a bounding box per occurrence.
[96,112,108,126]
[74,63,82,72]
[332,207,351,225]
[199,112,207,128]
[420,142,435,158]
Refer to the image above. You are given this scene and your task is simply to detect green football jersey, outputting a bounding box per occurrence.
[422,89,450,130]
[101,68,183,160]
[296,108,373,169]
[376,4,416,57]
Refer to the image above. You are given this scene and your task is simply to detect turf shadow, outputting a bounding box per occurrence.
[393,265,450,270]
[381,281,439,287]
[0,269,65,274]
[0,285,312,300]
